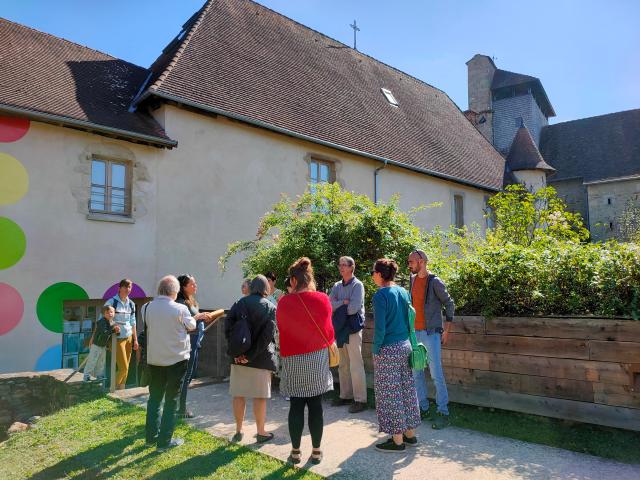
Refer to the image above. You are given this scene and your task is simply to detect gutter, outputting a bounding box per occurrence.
[0,104,177,149]
[374,160,388,203]
[139,90,501,192]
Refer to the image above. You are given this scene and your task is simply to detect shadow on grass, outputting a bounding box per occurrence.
[28,424,155,480]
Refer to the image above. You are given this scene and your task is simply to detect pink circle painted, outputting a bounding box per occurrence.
[0,282,24,335]
[102,282,147,300]
[0,116,30,142]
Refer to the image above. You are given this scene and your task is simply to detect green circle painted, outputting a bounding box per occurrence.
[0,217,26,269]
[37,282,89,333]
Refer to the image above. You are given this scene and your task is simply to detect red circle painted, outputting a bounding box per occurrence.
[0,282,24,335]
[0,116,30,143]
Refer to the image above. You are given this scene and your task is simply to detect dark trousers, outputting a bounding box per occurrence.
[178,347,200,413]
[288,394,324,449]
[146,360,188,447]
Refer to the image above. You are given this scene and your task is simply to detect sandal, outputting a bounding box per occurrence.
[256,432,274,443]
[310,448,323,465]
[287,448,302,464]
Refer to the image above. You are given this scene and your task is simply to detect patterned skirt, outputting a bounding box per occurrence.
[373,340,421,435]
[280,348,334,398]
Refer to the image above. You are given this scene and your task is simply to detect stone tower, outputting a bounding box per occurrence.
[466,54,496,144]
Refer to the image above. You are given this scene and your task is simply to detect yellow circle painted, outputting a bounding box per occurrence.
[0,152,29,205]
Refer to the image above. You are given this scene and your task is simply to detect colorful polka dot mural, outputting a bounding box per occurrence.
[0,217,26,270]
[0,152,29,205]
[102,282,147,300]
[0,116,30,143]
[36,282,89,333]
[0,283,24,335]
[35,344,62,372]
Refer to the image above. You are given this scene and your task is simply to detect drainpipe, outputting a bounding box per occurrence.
[374,160,388,204]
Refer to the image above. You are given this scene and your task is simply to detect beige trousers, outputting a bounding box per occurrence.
[338,330,368,403]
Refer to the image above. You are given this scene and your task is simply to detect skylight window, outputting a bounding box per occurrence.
[381,88,399,106]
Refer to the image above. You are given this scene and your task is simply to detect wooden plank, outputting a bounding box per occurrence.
[446,333,589,359]
[593,383,640,409]
[485,316,640,342]
[443,367,595,403]
[590,341,640,363]
[449,316,485,334]
[441,349,631,385]
[443,383,640,431]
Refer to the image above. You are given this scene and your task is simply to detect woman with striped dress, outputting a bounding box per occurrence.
[277,257,335,465]
[371,258,421,452]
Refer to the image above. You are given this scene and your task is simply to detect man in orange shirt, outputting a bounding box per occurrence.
[407,250,455,429]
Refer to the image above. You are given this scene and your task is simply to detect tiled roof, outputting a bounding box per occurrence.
[142,0,505,190]
[506,124,555,173]
[0,18,174,147]
[540,109,640,183]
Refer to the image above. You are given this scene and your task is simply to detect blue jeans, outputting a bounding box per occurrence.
[413,330,449,415]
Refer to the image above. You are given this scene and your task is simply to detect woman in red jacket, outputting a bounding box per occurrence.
[277,257,335,465]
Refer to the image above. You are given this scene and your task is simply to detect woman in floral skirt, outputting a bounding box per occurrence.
[371,258,421,452]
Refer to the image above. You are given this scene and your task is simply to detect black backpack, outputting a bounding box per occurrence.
[226,300,252,357]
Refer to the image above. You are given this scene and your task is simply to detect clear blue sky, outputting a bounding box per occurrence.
[2,0,638,124]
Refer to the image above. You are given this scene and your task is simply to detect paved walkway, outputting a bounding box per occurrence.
[116,382,640,480]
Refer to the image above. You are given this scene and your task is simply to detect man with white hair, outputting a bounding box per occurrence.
[143,275,207,451]
[329,256,367,413]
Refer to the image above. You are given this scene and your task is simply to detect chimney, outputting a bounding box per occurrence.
[466,54,496,143]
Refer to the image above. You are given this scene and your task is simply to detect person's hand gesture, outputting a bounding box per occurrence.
[234,355,249,364]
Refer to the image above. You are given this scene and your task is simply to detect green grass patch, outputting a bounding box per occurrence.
[449,403,640,464]
[361,388,640,464]
[0,396,321,480]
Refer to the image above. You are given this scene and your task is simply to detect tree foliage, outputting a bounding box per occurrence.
[487,184,589,245]
[219,183,426,300]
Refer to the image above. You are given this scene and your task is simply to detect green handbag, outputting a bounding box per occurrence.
[405,292,429,370]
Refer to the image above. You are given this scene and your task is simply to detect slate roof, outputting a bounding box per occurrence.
[0,18,174,147]
[540,109,640,183]
[506,124,555,173]
[491,68,555,118]
[141,0,505,191]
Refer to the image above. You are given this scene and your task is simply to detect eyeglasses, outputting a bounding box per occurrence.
[338,263,350,267]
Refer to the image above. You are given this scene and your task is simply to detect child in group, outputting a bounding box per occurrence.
[84,305,120,381]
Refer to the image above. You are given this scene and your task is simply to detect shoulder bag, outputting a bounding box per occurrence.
[404,290,429,370]
[296,294,340,368]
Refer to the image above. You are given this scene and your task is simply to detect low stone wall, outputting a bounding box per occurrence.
[362,315,640,431]
[0,369,102,440]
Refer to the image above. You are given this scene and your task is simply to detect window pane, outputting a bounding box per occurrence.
[310,161,318,182]
[319,164,329,182]
[90,185,106,211]
[111,163,126,189]
[111,188,126,213]
[91,160,106,186]
[454,195,464,228]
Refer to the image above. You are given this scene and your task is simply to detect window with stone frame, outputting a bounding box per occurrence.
[89,157,132,216]
[309,158,335,193]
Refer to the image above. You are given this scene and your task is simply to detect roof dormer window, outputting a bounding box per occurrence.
[381,88,399,106]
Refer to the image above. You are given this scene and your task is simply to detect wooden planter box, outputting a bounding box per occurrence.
[362,315,640,431]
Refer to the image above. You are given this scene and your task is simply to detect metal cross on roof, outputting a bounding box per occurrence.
[350,20,360,50]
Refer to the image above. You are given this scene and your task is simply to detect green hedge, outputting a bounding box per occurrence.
[441,240,640,318]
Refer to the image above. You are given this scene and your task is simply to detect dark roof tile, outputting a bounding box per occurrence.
[0,18,174,146]
[143,0,505,190]
[506,124,555,173]
[540,109,640,183]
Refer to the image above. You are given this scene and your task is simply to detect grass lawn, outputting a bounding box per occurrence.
[449,402,640,464]
[362,389,640,464]
[0,396,321,480]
